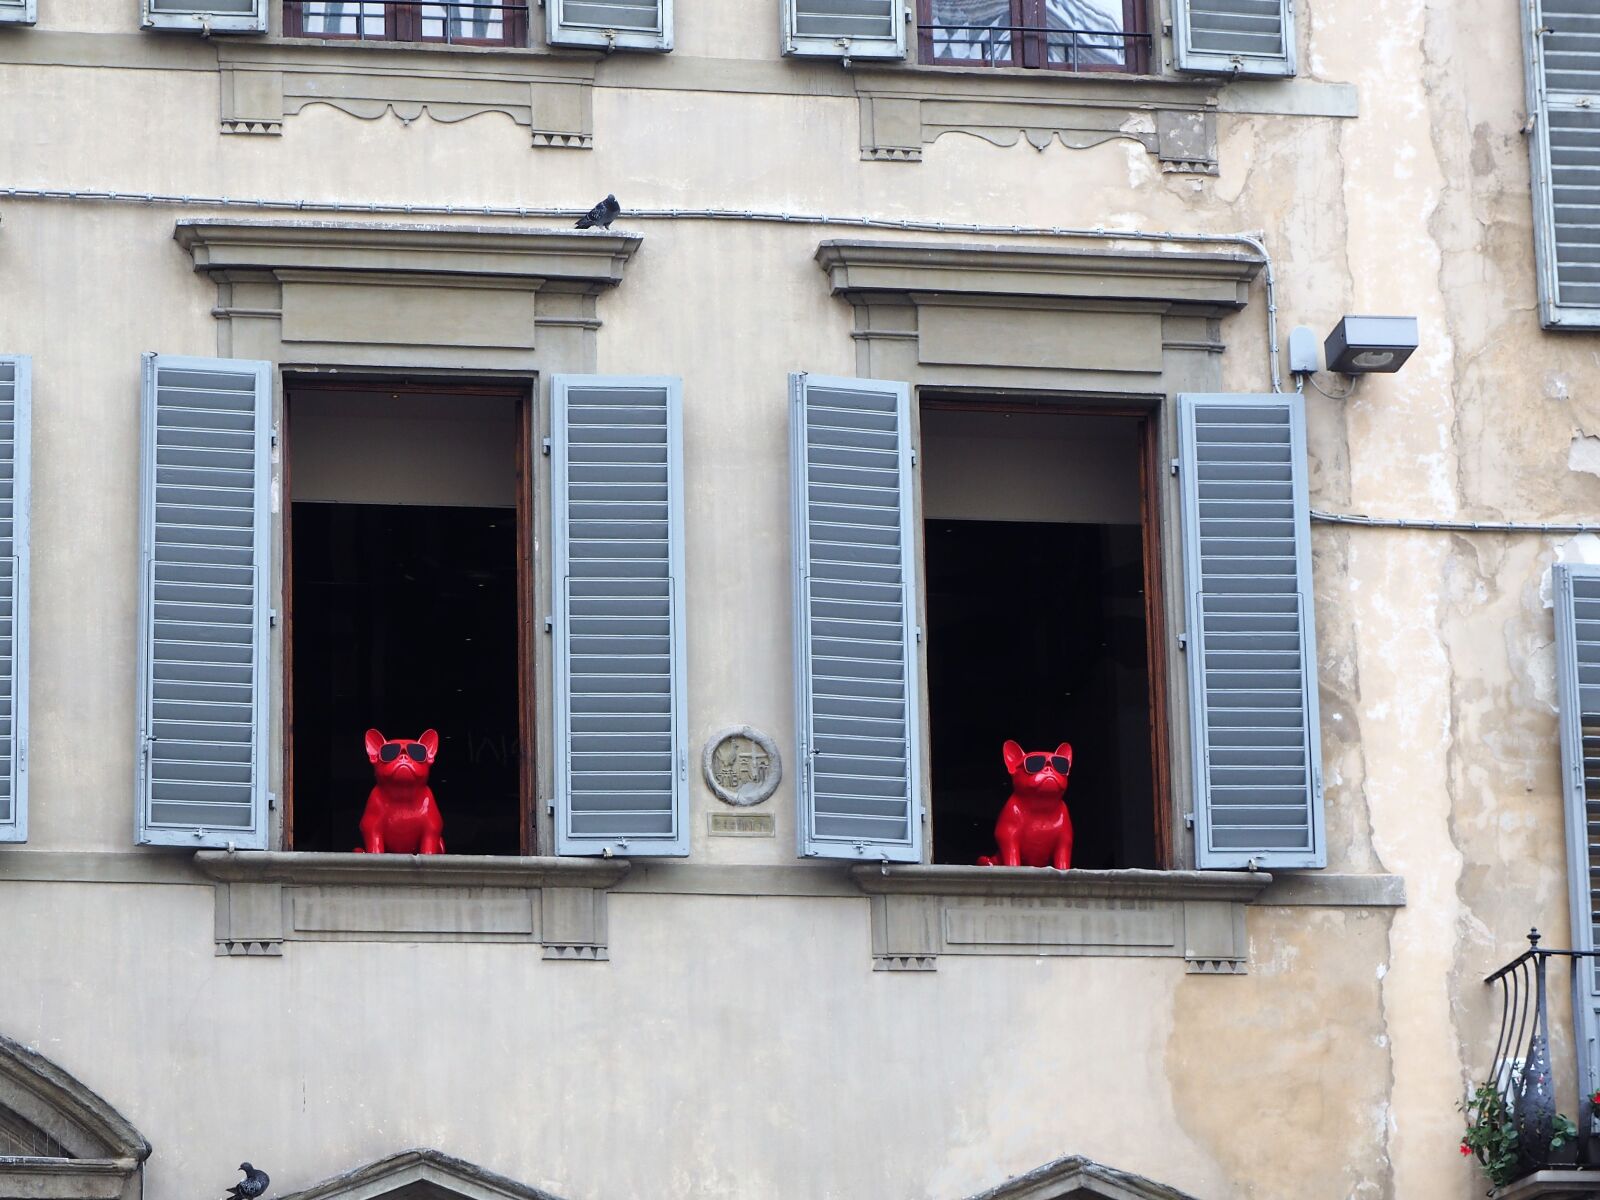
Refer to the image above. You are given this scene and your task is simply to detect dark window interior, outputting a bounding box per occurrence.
[920,406,1160,868]
[286,386,524,855]
[291,503,519,854]
[917,0,1150,72]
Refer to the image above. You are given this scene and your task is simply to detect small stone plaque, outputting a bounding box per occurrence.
[703,725,782,807]
[708,812,776,838]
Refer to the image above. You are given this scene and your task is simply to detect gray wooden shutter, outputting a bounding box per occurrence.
[0,0,37,26]
[1554,563,1600,1099]
[790,372,922,862]
[0,357,30,844]
[551,376,688,857]
[141,0,266,32]
[1178,392,1324,869]
[1173,0,1295,77]
[137,354,272,849]
[1526,0,1600,327]
[782,0,906,60]
[548,0,672,50]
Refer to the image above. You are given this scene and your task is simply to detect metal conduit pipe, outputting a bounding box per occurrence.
[0,186,1285,393]
[1312,509,1600,535]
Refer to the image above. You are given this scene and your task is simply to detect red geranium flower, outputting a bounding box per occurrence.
[1460,1143,1472,1156]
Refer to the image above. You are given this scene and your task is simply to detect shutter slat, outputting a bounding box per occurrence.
[1180,393,1324,870]
[1174,0,1293,76]
[137,354,270,848]
[0,357,28,843]
[553,377,687,857]
[1529,2,1600,322]
[792,373,921,863]
[1554,563,1600,1100]
[783,0,904,58]
[548,0,670,50]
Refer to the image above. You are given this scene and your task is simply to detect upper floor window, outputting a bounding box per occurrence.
[283,1,529,45]
[916,0,1151,72]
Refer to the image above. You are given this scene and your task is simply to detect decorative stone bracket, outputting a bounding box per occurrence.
[853,69,1219,173]
[195,852,630,959]
[851,865,1270,973]
[217,42,595,146]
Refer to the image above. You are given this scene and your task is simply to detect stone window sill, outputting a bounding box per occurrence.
[193,851,629,958]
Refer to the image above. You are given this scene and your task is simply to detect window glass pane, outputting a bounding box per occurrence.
[297,1,384,35]
[926,0,1014,64]
[421,2,506,39]
[1042,0,1128,67]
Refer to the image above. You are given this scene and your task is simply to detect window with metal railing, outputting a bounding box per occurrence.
[917,0,1151,72]
[283,1,529,46]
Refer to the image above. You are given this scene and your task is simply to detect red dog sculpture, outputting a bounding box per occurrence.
[358,729,445,855]
[977,740,1074,870]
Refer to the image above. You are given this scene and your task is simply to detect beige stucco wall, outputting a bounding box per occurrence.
[0,1,1591,1198]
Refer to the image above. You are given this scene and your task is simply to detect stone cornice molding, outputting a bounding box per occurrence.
[815,238,1264,313]
[960,1154,1202,1200]
[280,1149,570,1200]
[193,850,630,890]
[176,219,641,292]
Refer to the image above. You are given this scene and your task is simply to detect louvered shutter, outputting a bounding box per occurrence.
[782,0,906,60]
[790,373,921,862]
[1173,0,1295,78]
[137,355,272,849]
[141,0,266,32]
[1525,0,1600,327]
[548,0,672,50]
[551,376,687,857]
[1555,563,1600,1098]
[0,358,30,844]
[0,0,36,26]
[1178,393,1324,870]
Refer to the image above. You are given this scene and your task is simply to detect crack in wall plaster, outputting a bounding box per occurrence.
[1568,431,1600,479]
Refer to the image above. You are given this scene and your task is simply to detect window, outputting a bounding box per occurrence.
[283,1,528,45]
[920,402,1164,867]
[789,374,1325,871]
[917,0,1152,72]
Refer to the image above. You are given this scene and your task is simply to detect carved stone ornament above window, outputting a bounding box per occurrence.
[0,1033,151,1200]
[959,1153,1203,1200]
[215,41,595,146]
[851,67,1220,173]
[195,852,631,959]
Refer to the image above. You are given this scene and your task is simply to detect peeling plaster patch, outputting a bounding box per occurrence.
[1569,432,1600,479]
[1118,112,1157,137]
[1539,533,1600,608]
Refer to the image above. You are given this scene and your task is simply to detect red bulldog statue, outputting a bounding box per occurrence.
[358,729,445,855]
[978,740,1074,870]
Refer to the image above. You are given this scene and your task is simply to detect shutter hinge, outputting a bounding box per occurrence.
[544,616,553,633]
[1171,458,1181,475]
[920,805,929,823]
[910,447,917,465]
[270,425,279,448]
[268,791,277,810]
[542,437,552,456]
[269,608,278,628]
[915,625,923,643]
[546,797,555,815]
[1184,811,1195,829]
[1177,632,1188,650]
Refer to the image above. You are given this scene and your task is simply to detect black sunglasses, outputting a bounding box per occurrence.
[1022,754,1070,774]
[379,742,428,763]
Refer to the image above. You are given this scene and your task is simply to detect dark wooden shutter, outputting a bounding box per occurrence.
[790,373,922,862]
[1174,0,1295,77]
[1178,393,1324,869]
[551,376,688,857]
[137,355,272,848]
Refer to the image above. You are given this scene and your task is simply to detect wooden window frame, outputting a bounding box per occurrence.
[917,396,1173,869]
[915,0,1151,73]
[282,1,530,46]
[281,378,540,856]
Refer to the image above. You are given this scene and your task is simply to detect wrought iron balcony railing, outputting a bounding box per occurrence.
[283,1,530,46]
[917,23,1153,72]
[1480,930,1600,1185]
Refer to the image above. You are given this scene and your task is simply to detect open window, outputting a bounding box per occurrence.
[283,381,534,855]
[916,0,1153,72]
[919,400,1166,868]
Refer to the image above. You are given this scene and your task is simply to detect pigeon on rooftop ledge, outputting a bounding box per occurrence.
[226,1164,270,1200]
[576,195,621,229]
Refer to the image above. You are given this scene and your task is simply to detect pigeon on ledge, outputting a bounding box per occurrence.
[575,195,621,229]
[226,1164,270,1200]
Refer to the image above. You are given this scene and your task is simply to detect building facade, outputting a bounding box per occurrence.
[0,1,1596,1198]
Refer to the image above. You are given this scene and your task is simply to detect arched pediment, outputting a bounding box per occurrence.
[0,1032,150,1200]
[961,1155,1203,1200]
[280,1150,572,1200]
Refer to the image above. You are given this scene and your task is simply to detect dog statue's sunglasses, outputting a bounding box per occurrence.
[378,742,429,763]
[1021,754,1071,774]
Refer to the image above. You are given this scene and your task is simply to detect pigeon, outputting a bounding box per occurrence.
[226,1164,270,1200]
[575,194,620,230]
